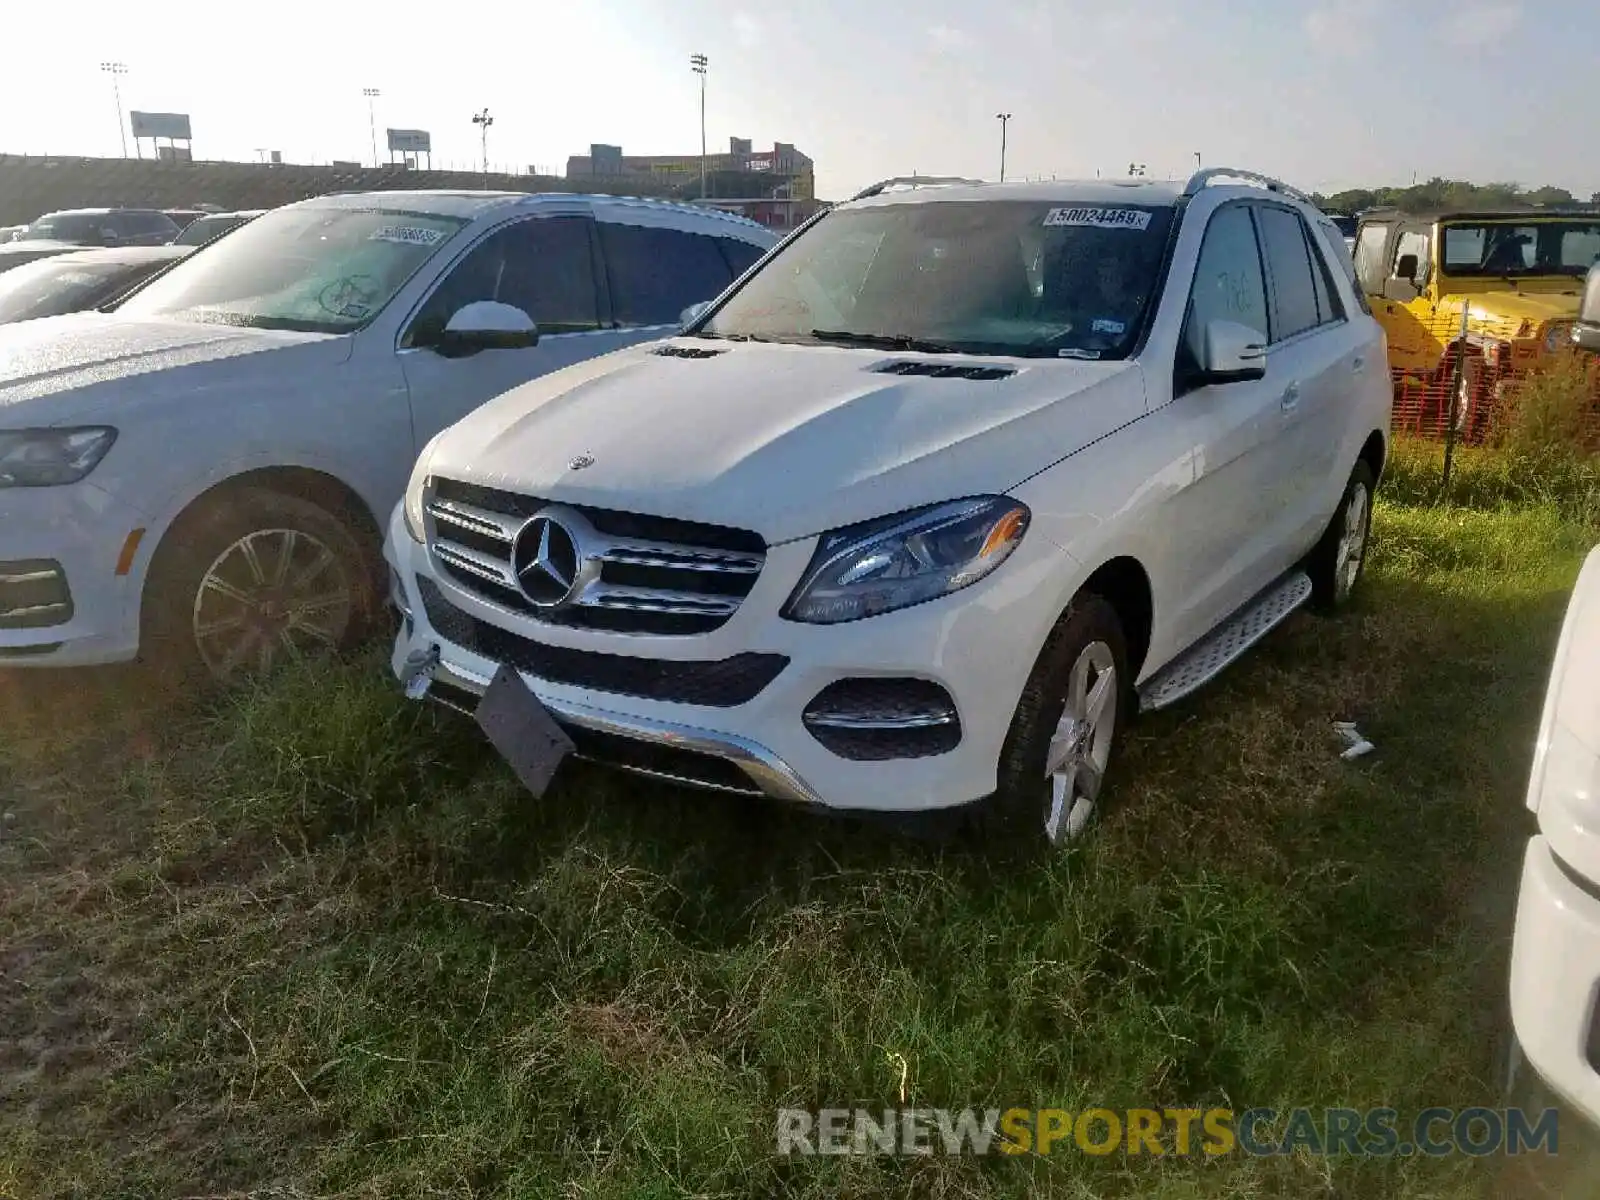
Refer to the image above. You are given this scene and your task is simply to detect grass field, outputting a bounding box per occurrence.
[1,441,1595,1198]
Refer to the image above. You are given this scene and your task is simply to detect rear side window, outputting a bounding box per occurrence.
[717,236,766,279]
[1352,224,1390,294]
[600,224,735,326]
[1256,205,1320,341]
[1313,219,1369,314]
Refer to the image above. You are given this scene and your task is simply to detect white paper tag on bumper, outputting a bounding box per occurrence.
[474,664,576,798]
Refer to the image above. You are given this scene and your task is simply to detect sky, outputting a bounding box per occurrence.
[1,0,1595,202]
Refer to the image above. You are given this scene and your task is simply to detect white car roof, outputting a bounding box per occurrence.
[297,189,772,239]
[848,178,1187,210]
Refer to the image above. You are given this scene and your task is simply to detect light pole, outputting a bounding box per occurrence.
[996,113,1012,183]
[472,108,494,184]
[362,88,381,167]
[100,62,128,158]
[690,54,708,200]
[1194,151,1202,170]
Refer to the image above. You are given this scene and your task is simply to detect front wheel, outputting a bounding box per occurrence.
[1307,460,1375,612]
[981,594,1130,853]
[142,488,377,684]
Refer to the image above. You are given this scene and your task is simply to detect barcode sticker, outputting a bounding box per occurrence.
[1043,207,1152,231]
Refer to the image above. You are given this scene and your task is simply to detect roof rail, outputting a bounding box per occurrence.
[1182,167,1312,205]
[849,175,985,202]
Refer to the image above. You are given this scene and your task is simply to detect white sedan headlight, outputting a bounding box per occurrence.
[783,496,1030,625]
[0,427,117,487]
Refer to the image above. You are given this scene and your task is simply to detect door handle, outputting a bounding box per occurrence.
[1280,382,1301,413]
[1352,355,1365,373]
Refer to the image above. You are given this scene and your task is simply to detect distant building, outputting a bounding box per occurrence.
[566,137,820,229]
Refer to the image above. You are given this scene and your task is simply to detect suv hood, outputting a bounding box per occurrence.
[426,339,1146,544]
[0,313,346,423]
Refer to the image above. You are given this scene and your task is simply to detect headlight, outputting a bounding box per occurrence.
[1545,322,1574,353]
[783,496,1030,625]
[0,427,117,487]
[402,438,441,543]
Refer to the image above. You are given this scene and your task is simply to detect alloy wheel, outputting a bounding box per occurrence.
[191,527,353,680]
[1043,640,1117,843]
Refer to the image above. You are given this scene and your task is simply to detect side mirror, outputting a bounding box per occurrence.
[435,301,539,357]
[1394,253,1419,281]
[1574,263,1600,355]
[1197,319,1267,384]
[679,300,712,327]
[1382,275,1420,302]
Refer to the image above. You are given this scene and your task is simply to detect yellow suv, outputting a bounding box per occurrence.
[1352,209,1600,437]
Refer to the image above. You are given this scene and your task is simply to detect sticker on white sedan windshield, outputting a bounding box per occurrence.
[1042,207,1152,231]
[370,225,446,245]
[1057,348,1102,359]
[1091,318,1127,335]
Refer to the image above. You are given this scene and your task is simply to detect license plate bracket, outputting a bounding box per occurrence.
[473,664,577,798]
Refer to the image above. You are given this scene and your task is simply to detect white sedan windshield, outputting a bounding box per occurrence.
[117,205,469,333]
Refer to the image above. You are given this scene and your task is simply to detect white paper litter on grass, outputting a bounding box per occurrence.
[1333,721,1375,760]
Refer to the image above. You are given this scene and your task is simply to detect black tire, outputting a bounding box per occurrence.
[1307,460,1375,612]
[140,487,379,685]
[979,594,1130,854]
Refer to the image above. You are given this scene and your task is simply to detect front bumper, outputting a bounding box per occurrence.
[1509,835,1600,1131]
[383,503,1063,813]
[0,481,150,667]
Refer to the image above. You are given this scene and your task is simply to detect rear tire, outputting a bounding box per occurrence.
[141,488,378,685]
[980,594,1130,854]
[1307,460,1375,612]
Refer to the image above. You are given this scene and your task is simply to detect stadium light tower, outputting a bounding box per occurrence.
[690,54,708,200]
[100,62,129,158]
[996,113,1012,183]
[472,108,494,184]
[362,88,381,167]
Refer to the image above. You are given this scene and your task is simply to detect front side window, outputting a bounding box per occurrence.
[700,200,1175,359]
[1182,203,1269,368]
[1257,205,1321,341]
[601,224,734,326]
[1394,231,1430,285]
[405,215,600,346]
[117,205,469,333]
[1441,220,1600,277]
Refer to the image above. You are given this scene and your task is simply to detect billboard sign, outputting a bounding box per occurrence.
[130,111,192,140]
[387,128,432,154]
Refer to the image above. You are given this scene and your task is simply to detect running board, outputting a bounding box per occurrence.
[1137,572,1313,713]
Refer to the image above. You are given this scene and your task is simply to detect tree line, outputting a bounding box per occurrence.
[1313,177,1600,215]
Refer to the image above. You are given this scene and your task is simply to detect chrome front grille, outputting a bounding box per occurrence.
[426,478,767,636]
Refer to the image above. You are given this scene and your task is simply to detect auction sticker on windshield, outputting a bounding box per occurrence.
[1043,207,1153,231]
[370,225,447,245]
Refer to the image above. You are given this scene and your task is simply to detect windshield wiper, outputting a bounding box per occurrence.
[808,329,962,355]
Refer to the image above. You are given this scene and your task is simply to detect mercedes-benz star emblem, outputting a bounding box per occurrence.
[568,453,595,471]
[511,515,581,608]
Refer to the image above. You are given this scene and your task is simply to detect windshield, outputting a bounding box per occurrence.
[699,200,1175,359]
[18,214,105,244]
[0,258,142,323]
[117,205,469,333]
[1440,220,1600,278]
[173,214,247,246]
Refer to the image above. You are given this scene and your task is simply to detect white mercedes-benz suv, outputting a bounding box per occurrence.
[387,169,1391,848]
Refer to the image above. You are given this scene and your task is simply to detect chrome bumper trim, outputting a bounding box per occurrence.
[421,652,829,808]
